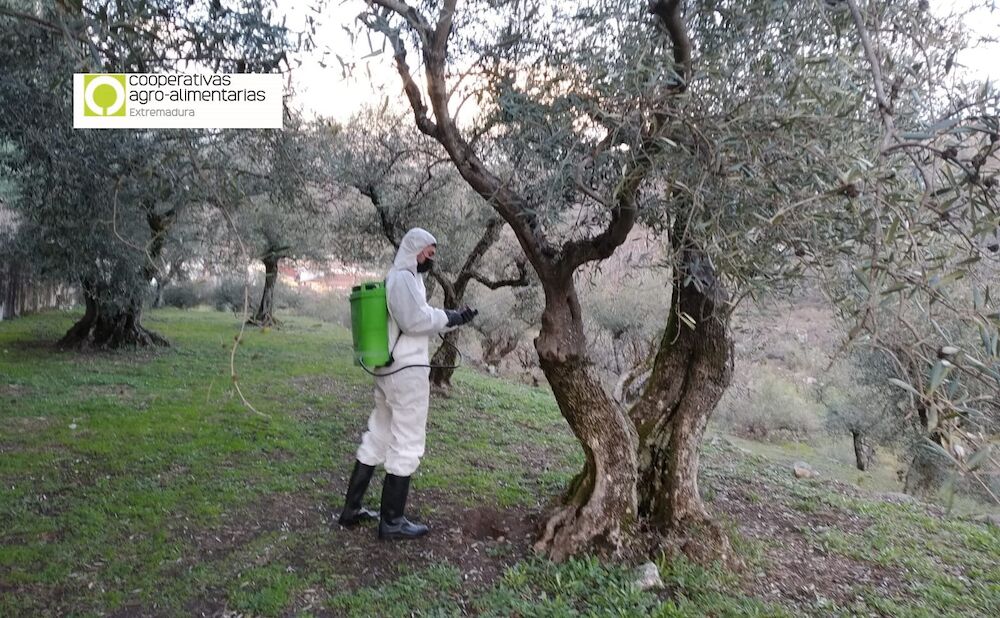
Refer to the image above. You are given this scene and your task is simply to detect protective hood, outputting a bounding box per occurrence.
[392,228,437,274]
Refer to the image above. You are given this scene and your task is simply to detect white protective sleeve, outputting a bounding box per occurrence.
[387,271,449,337]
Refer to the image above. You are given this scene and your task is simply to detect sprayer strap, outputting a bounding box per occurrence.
[359,333,463,377]
[384,333,400,368]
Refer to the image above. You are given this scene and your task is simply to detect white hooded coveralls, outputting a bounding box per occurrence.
[355,228,451,476]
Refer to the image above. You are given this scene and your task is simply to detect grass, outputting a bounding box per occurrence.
[804,496,1000,616]
[711,437,999,617]
[726,434,992,516]
[2,308,998,616]
[726,435,904,494]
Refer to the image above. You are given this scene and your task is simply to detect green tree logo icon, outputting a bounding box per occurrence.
[83,74,127,117]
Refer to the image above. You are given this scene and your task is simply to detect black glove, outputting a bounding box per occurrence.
[445,306,478,327]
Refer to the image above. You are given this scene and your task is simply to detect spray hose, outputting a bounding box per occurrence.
[356,333,465,377]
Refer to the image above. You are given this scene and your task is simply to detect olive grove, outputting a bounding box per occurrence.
[351,0,998,561]
[0,0,303,347]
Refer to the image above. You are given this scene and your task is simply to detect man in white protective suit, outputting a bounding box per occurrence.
[338,228,478,540]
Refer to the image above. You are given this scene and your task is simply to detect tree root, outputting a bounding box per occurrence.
[246,315,281,328]
[656,515,740,570]
[534,501,636,563]
[59,317,170,350]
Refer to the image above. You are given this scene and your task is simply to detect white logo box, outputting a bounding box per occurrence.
[73,73,284,129]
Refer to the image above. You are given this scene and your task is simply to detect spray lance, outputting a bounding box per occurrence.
[349,280,472,377]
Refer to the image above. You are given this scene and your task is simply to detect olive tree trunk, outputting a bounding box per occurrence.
[60,208,174,350]
[532,277,639,561]
[429,329,460,386]
[250,255,280,327]
[630,237,734,563]
[59,282,168,349]
[430,277,462,387]
[852,430,875,471]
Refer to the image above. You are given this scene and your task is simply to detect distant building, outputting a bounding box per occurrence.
[278,259,380,293]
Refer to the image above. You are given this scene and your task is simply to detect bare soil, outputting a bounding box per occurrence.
[174,486,538,616]
[174,446,942,617]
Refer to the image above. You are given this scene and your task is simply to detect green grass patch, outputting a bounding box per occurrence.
[2,309,998,616]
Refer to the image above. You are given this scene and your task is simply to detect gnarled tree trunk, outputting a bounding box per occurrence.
[532,277,639,561]
[359,0,690,561]
[904,406,950,496]
[481,330,520,368]
[59,281,168,349]
[429,329,460,386]
[429,220,525,388]
[59,206,175,350]
[630,236,734,564]
[430,277,462,388]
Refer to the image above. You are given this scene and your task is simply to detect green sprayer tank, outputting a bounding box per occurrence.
[349,280,391,368]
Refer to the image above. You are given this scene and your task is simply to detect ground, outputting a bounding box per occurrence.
[1,309,997,617]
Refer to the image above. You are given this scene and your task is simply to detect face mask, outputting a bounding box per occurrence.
[417,258,434,273]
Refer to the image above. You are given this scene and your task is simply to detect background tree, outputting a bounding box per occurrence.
[327,107,531,386]
[1,32,180,347]
[216,121,332,328]
[469,285,542,374]
[819,351,902,471]
[0,1,301,347]
[580,244,669,389]
[818,0,1000,501]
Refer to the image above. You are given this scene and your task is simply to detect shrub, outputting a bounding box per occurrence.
[212,277,259,314]
[716,368,823,441]
[160,281,207,309]
[287,288,351,327]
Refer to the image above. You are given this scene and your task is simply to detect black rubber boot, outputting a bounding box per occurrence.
[378,473,428,540]
[338,460,378,527]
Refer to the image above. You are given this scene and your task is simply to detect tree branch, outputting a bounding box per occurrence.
[430,270,458,307]
[457,217,504,278]
[360,9,437,136]
[356,183,401,250]
[467,259,531,290]
[0,6,63,33]
[561,1,692,271]
[364,0,558,276]
[648,0,692,86]
[846,0,892,124]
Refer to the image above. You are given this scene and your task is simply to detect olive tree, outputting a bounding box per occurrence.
[819,351,902,471]
[344,0,999,560]
[1,31,183,346]
[213,122,335,328]
[350,0,813,561]
[0,1,300,347]
[819,0,1000,501]
[352,0,725,560]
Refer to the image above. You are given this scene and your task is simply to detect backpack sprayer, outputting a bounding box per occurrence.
[349,280,464,377]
